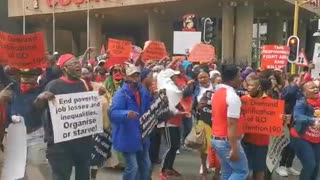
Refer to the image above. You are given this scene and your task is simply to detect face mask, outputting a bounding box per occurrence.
[20,83,38,94]
[125,80,139,89]
[113,72,123,81]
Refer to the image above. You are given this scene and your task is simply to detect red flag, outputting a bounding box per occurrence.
[101,44,106,54]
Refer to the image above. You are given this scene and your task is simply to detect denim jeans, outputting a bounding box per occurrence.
[290,136,320,180]
[211,139,248,180]
[122,143,151,180]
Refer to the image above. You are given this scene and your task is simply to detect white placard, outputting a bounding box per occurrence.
[266,127,290,172]
[48,91,103,143]
[173,31,201,54]
[311,43,320,79]
[1,121,27,180]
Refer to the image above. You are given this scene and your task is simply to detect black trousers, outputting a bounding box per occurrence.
[149,128,162,163]
[161,127,180,172]
[47,138,92,180]
[279,144,295,167]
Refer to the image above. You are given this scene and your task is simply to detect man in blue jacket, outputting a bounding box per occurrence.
[109,63,152,180]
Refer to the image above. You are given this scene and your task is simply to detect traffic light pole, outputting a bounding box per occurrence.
[291,0,310,74]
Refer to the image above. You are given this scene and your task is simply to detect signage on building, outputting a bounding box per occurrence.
[46,0,112,7]
[182,14,196,32]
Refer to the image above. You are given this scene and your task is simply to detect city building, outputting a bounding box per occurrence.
[6,0,320,65]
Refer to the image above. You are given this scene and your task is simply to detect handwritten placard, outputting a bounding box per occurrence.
[48,91,103,143]
[241,97,284,136]
[188,43,215,63]
[0,31,46,69]
[260,45,289,70]
[108,38,132,58]
[141,41,167,61]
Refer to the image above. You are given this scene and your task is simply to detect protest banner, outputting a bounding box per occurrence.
[104,38,132,69]
[311,43,320,79]
[188,43,215,63]
[1,120,27,180]
[107,38,131,58]
[266,127,290,172]
[48,91,103,143]
[141,41,167,61]
[0,31,46,69]
[140,89,170,140]
[91,131,112,166]
[260,45,290,70]
[241,97,284,136]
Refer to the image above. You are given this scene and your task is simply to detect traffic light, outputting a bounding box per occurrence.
[201,17,215,44]
[287,36,300,63]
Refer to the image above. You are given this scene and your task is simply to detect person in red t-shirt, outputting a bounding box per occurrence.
[291,81,320,180]
[241,75,273,180]
[211,64,248,180]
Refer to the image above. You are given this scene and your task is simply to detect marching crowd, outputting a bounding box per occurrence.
[0,48,319,180]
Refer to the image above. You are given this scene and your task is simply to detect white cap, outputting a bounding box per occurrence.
[163,68,180,78]
[125,63,141,76]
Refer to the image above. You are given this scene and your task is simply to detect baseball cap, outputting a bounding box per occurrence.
[125,63,141,76]
[164,68,180,78]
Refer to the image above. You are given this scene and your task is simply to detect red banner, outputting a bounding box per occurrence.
[188,43,215,63]
[260,45,289,70]
[141,41,167,61]
[0,32,46,69]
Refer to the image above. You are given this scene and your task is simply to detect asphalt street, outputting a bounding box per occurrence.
[1,149,311,180]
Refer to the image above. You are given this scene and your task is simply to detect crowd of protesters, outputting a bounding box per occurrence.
[0,46,319,180]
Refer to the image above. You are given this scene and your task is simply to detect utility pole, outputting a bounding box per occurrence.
[291,0,310,74]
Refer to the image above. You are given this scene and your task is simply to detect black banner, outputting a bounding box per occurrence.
[140,89,170,140]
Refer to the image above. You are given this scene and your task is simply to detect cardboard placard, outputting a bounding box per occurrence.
[141,41,167,61]
[260,45,289,70]
[108,38,131,58]
[0,31,46,69]
[266,127,290,172]
[188,43,215,63]
[241,97,284,136]
[173,31,201,54]
[48,91,103,143]
[311,43,320,79]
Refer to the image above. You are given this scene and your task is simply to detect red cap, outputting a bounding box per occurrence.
[56,54,75,69]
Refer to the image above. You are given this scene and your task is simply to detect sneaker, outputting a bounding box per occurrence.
[276,166,288,177]
[166,169,182,177]
[158,172,168,180]
[176,149,180,154]
[287,167,300,176]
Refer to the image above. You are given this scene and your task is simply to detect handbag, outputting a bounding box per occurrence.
[184,123,206,151]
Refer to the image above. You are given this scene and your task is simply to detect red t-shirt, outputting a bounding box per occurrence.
[241,95,270,146]
[212,85,243,137]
